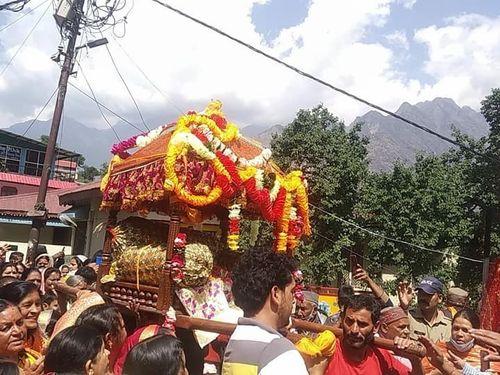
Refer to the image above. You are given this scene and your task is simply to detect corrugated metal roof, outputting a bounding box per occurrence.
[0,172,79,189]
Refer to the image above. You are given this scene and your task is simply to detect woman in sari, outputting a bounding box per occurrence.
[0,298,43,374]
[0,281,46,355]
[423,308,500,374]
[113,324,172,374]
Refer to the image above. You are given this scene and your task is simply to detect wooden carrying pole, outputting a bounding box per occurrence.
[52,282,425,358]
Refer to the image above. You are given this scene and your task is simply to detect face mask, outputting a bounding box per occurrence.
[449,337,475,353]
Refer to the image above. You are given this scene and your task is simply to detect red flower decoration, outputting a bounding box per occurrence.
[210,114,227,130]
[229,220,240,234]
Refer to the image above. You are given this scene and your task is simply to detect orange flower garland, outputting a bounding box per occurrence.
[161,101,310,253]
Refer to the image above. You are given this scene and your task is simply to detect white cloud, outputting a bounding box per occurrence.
[414,13,500,108]
[0,0,497,141]
[398,0,417,9]
[385,30,409,50]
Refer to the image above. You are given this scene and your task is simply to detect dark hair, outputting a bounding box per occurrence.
[75,304,123,338]
[123,334,184,375]
[0,299,15,314]
[0,263,17,276]
[0,277,18,288]
[42,291,58,306]
[75,266,97,285]
[453,308,480,329]
[338,285,355,308]
[232,247,297,316]
[33,245,47,260]
[0,360,20,375]
[14,263,25,274]
[0,281,39,305]
[21,268,41,281]
[44,325,104,374]
[8,252,23,263]
[342,293,381,324]
[43,267,60,280]
[71,256,84,269]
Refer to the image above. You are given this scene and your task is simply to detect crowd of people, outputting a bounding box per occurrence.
[0,244,497,375]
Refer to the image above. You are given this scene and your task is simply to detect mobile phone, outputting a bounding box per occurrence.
[95,255,103,265]
[350,254,358,275]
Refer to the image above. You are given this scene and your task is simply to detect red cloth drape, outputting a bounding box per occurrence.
[480,258,500,332]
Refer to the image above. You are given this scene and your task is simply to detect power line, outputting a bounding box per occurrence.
[103,41,150,132]
[75,60,121,141]
[0,0,51,77]
[150,0,497,164]
[110,35,184,115]
[0,0,50,33]
[315,231,387,271]
[22,86,58,137]
[68,81,144,133]
[310,203,483,264]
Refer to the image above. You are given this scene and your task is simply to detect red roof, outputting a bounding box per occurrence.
[0,172,79,189]
[0,189,71,217]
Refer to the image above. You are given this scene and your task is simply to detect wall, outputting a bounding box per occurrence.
[0,222,72,256]
[0,182,59,196]
[0,182,38,195]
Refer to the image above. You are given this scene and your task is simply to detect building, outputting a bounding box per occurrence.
[0,129,82,256]
[0,129,80,197]
[0,188,75,256]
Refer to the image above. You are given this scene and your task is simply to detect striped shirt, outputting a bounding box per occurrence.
[222,317,308,375]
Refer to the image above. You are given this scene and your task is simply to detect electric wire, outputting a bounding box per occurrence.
[22,86,58,137]
[75,60,121,141]
[0,0,50,33]
[310,203,483,263]
[0,0,51,77]
[150,0,496,164]
[110,35,184,115]
[102,38,150,131]
[315,231,390,272]
[68,81,144,133]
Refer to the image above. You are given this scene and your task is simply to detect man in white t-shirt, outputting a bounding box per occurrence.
[222,248,325,375]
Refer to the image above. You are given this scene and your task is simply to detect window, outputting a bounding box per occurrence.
[24,149,45,176]
[0,145,21,173]
[0,186,17,196]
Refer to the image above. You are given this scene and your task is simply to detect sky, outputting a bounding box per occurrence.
[0,0,499,138]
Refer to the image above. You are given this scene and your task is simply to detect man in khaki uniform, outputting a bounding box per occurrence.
[398,276,452,342]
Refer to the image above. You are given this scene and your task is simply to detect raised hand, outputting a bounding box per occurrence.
[353,265,370,282]
[397,281,415,310]
[470,328,500,352]
[446,350,465,369]
[419,336,445,368]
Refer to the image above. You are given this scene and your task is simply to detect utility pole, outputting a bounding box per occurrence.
[482,206,494,286]
[27,0,85,263]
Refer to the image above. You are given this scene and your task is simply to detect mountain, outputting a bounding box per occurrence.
[353,98,489,170]
[3,97,488,170]
[4,118,140,166]
[241,124,285,146]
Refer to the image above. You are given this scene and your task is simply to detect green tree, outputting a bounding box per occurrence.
[78,165,100,183]
[271,105,369,285]
[40,135,49,144]
[357,154,476,285]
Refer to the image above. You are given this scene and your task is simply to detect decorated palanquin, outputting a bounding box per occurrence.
[96,101,311,345]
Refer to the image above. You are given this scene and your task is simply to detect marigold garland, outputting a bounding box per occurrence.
[99,100,313,253]
[227,204,241,251]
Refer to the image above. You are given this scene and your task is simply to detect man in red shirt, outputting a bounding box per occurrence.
[325,294,421,375]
